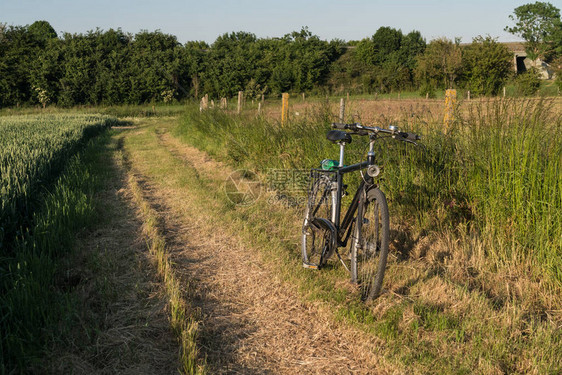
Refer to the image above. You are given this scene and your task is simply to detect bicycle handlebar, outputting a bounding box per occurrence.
[331,122,420,142]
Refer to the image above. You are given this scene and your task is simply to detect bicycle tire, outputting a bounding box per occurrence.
[351,187,389,300]
[302,174,336,268]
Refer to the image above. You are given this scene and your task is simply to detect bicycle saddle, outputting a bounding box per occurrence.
[326,130,352,144]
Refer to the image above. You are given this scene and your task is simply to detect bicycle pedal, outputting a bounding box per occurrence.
[302,262,319,270]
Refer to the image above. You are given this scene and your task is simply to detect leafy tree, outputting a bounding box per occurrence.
[29,37,63,106]
[354,37,377,66]
[127,30,183,103]
[415,38,463,90]
[0,24,10,106]
[184,41,208,98]
[202,31,260,97]
[26,20,60,105]
[28,20,57,42]
[355,27,403,66]
[505,1,562,61]
[398,31,426,69]
[0,25,44,106]
[327,47,375,94]
[462,36,513,96]
[94,29,132,104]
[282,28,342,93]
[371,26,402,65]
[201,27,341,98]
[58,31,99,105]
[552,56,562,90]
[350,27,425,93]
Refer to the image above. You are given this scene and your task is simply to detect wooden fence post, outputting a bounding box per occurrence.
[237,91,243,114]
[443,89,457,133]
[200,94,209,112]
[281,93,289,125]
[258,102,262,116]
[339,98,345,123]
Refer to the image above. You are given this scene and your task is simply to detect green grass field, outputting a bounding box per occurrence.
[0,114,113,371]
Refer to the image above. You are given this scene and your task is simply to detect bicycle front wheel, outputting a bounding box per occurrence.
[351,187,389,300]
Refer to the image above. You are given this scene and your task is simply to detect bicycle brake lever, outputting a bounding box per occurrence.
[393,134,419,146]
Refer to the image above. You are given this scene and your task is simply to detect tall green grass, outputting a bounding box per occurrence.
[0,116,113,372]
[0,115,112,253]
[176,98,561,286]
[459,100,562,278]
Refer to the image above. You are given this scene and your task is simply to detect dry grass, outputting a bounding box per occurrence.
[116,130,206,375]
[253,96,561,129]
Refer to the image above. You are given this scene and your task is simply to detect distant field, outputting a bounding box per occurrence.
[253,95,561,129]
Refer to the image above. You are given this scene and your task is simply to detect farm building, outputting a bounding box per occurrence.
[505,42,554,79]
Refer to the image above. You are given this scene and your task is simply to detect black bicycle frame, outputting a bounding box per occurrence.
[332,160,372,248]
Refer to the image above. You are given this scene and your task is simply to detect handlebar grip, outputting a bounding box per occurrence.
[332,122,347,129]
[399,132,420,141]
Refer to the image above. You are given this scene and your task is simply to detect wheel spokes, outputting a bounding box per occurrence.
[352,191,389,301]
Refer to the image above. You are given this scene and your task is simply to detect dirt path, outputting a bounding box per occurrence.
[44,134,179,374]
[121,119,395,374]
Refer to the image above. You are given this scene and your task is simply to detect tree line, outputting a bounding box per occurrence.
[1,2,560,107]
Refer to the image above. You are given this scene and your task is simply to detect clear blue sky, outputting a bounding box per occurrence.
[0,0,537,44]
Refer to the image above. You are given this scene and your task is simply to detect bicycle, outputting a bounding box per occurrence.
[301,122,420,301]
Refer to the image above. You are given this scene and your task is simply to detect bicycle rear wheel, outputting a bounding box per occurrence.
[302,173,336,268]
[351,187,389,300]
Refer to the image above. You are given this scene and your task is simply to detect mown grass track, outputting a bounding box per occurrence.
[1,115,200,374]
[118,118,395,373]
[38,131,182,374]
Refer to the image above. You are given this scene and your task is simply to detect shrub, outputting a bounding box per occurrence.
[515,68,541,95]
[462,36,513,96]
